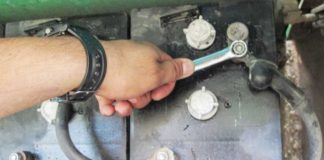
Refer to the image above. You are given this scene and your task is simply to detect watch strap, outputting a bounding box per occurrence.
[58,25,107,102]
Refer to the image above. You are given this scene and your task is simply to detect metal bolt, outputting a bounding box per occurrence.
[157,151,169,160]
[231,40,247,56]
[45,27,53,35]
[9,153,22,160]
[8,151,34,160]
[152,147,175,160]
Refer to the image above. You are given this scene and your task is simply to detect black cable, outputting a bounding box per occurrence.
[55,102,91,160]
[248,60,323,160]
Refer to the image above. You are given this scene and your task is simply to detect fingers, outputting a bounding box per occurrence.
[129,93,152,109]
[96,94,151,117]
[159,58,194,84]
[96,95,115,116]
[96,95,132,117]
[151,82,176,101]
[115,100,133,116]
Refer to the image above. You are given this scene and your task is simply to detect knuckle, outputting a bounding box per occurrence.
[170,60,183,81]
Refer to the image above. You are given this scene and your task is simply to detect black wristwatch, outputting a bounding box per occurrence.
[51,24,107,102]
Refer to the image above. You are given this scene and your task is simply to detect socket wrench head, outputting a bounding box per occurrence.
[230,40,248,56]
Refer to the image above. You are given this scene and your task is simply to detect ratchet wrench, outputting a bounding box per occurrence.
[193,40,248,71]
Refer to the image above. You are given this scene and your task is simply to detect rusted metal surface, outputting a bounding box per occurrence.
[283,38,324,160]
[282,41,308,160]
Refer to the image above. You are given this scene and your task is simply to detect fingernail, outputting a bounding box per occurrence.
[129,98,137,104]
[181,59,194,78]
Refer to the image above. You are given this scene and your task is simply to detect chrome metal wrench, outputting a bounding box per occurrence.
[193,40,248,71]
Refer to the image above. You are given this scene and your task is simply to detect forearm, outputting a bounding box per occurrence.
[0,37,86,118]
[0,37,195,118]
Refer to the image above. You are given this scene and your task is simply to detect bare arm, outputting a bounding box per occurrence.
[0,37,194,118]
[0,37,86,117]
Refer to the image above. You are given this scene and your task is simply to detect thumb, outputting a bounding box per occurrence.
[159,58,194,84]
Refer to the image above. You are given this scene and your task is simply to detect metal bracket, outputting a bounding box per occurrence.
[160,6,199,27]
[23,19,68,37]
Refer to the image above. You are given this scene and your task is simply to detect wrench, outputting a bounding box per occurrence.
[193,40,248,71]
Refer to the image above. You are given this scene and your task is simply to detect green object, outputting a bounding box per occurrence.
[285,24,293,39]
[0,0,222,23]
[285,0,305,39]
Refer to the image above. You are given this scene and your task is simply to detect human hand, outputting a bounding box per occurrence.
[95,40,194,116]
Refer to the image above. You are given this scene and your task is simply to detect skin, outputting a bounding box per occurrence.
[0,37,194,118]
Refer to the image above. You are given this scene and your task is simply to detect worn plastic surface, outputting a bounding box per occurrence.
[0,98,127,160]
[0,2,281,159]
[0,14,129,160]
[130,2,281,159]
